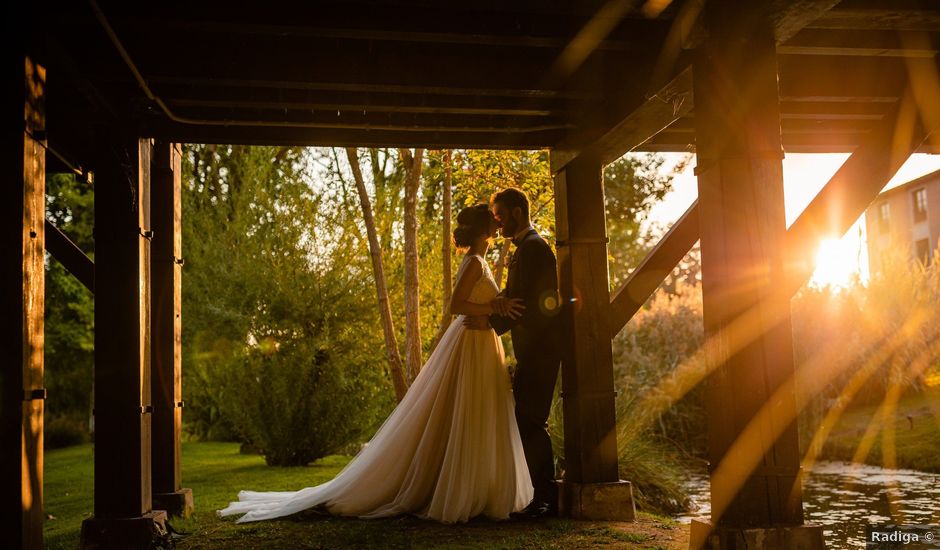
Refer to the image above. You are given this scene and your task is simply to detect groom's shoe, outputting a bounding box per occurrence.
[511,500,557,519]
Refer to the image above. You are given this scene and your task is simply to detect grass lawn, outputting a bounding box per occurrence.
[818,386,940,472]
[45,441,688,549]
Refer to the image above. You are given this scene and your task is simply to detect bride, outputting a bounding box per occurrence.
[219,203,534,524]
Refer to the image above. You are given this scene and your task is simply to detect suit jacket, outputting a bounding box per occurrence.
[490,229,561,360]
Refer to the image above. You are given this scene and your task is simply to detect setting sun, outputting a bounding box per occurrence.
[810,237,858,288]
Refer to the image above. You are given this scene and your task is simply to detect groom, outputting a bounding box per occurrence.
[465,187,562,518]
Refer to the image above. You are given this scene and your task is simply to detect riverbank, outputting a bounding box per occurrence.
[815,386,940,472]
[44,442,689,549]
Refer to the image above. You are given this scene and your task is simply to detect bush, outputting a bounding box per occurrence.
[613,280,707,458]
[222,337,391,466]
[44,415,90,450]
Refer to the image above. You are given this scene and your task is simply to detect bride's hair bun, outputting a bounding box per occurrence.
[453,203,492,248]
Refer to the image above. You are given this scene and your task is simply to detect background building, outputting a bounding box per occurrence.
[866,168,940,274]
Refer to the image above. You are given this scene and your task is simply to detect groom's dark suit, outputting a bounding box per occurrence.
[490,228,561,506]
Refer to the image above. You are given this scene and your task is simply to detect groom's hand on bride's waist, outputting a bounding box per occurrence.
[463,315,491,330]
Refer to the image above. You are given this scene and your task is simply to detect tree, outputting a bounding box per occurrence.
[346,148,408,401]
[433,150,454,347]
[604,153,687,288]
[181,144,393,461]
[43,173,96,447]
[400,148,425,382]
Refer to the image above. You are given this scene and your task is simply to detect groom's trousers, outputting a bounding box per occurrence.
[512,349,560,505]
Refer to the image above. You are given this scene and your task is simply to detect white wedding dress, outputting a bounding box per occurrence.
[219,254,533,524]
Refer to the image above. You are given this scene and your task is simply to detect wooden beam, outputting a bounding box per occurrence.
[634,129,940,154]
[81,133,166,547]
[779,29,939,58]
[808,1,940,31]
[2,53,45,550]
[555,153,620,485]
[150,142,192,518]
[44,220,94,293]
[551,67,694,173]
[143,119,565,149]
[146,78,584,116]
[89,133,155,517]
[165,97,561,118]
[768,0,842,43]
[608,201,699,336]
[145,75,598,100]
[693,0,804,530]
[145,106,572,134]
[779,100,891,120]
[779,55,910,100]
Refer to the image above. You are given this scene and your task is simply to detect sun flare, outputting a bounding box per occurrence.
[811,237,858,288]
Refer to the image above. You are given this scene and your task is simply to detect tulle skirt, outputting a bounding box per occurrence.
[218,317,533,524]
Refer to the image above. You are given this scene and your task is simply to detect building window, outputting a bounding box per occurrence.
[913,188,927,222]
[878,202,890,234]
[915,239,930,265]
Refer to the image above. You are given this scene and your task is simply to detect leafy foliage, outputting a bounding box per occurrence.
[605,154,686,287]
[44,174,95,442]
[609,236,940,468]
[181,145,392,464]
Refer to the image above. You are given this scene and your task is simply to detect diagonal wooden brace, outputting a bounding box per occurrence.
[45,219,94,292]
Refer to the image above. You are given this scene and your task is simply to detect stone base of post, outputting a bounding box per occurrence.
[80,510,168,550]
[690,518,826,550]
[153,488,194,518]
[558,480,636,521]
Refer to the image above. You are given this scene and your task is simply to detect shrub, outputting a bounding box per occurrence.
[44,415,90,450]
[613,280,707,458]
[221,335,392,467]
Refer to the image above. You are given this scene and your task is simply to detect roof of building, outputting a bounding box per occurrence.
[874,168,940,201]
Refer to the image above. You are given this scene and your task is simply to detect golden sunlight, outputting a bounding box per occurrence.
[810,237,858,288]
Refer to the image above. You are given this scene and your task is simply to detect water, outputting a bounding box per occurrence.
[679,462,940,548]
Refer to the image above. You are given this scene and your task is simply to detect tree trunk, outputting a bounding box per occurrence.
[400,148,425,383]
[345,148,407,401]
[431,150,454,350]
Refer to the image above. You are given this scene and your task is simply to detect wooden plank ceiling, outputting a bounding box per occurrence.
[38,0,940,155]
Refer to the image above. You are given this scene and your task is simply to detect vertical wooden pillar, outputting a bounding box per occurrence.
[554,152,635,520]
[689,2,823,548]
[81,135,167,548]
[2,54,45,550]
[151,141,192,517]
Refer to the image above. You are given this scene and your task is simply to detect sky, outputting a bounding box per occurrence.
[644,152,940,286]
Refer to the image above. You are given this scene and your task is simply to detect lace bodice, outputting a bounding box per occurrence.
[459,254,499,305]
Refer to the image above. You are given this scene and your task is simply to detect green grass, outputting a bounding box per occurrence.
[818,387,940,472]
[44,441,688,549]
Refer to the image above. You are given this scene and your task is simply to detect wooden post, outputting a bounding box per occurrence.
[554,152,635,521]
[151,141,193,517]
[689,1,823,547]
[81,135,167,548]
[2,53,45,550]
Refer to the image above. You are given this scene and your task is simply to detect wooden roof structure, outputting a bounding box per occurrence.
[40,0,940,164]
[7,1,940,548]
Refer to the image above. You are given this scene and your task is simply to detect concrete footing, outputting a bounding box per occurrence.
[80,510,168,550]
[153,487,194,518]
[690,518,827,550]
[558,480,636,521]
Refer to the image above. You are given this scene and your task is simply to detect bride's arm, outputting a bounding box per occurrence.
[450,260,494,316]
